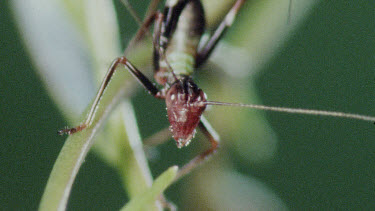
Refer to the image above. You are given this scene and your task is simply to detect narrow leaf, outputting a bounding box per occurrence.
[121,166,179,211]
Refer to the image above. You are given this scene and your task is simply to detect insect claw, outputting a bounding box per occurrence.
[57,128,69,136]
[57,130,63,135]
[57,124,86,135]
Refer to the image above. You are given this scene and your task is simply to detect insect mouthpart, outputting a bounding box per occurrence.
[165,77,207,147]
[176,135,194,148]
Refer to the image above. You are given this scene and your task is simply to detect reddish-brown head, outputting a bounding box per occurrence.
[165,77,207,148]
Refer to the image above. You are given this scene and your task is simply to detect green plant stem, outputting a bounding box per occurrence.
[121,166,178,211]
[39,65,133,211]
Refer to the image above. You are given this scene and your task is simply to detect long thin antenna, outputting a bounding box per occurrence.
[287,0,293,24]
[120,1,177,81]
[120,0,161,28]
[120,0,143,26]
[203,101,375,122]
[121,0,160,55]
[144,0,162,20]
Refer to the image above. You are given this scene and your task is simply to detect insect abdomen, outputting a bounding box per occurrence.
[164,0,205,76]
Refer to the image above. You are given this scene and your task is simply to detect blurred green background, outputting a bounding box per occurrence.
[1,0,375,210]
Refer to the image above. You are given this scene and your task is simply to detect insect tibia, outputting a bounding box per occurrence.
[204,101,375,123]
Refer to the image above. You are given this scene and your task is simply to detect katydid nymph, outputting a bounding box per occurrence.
[59,0,375,182]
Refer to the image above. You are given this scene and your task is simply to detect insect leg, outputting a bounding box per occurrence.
[144,0,163,20]
[124,11,162,56]
[175,116,220,180]
[58,57,161,135]
[153,12,164,56]
[196,0,246,67]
